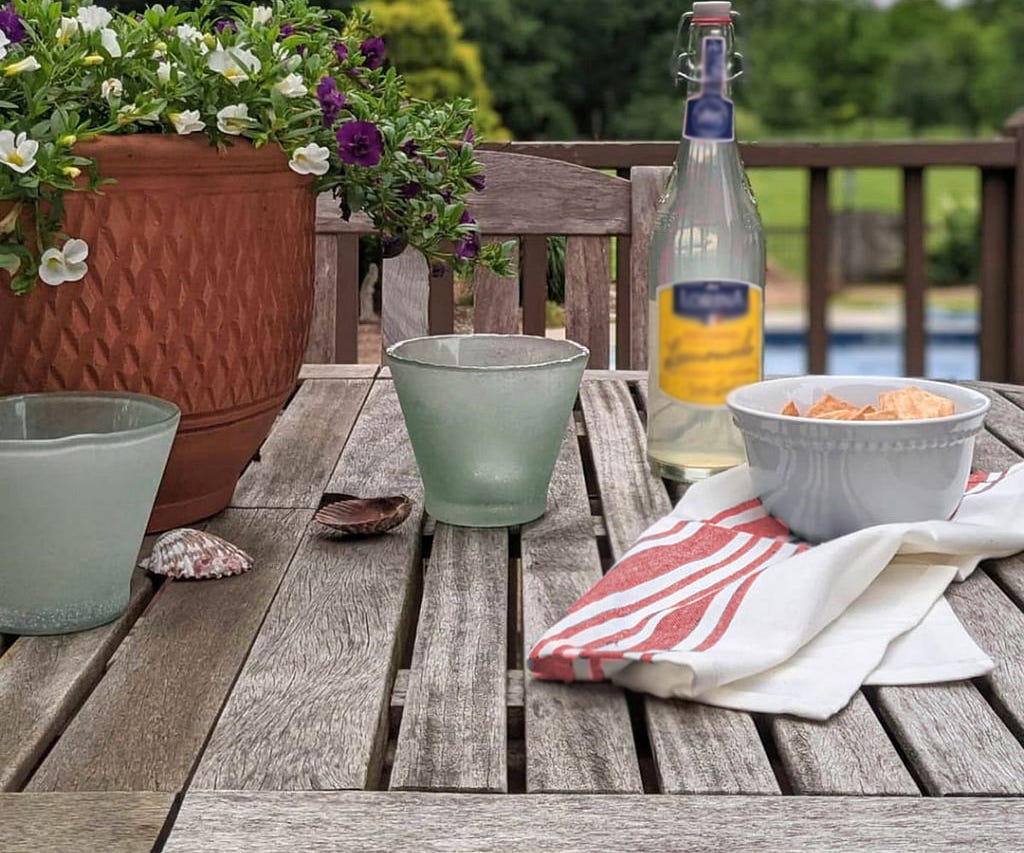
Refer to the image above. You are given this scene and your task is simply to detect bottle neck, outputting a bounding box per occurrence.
[679,20,736,146]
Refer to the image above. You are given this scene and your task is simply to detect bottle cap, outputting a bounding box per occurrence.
[692,1,732,21]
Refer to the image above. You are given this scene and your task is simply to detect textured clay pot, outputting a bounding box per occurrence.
[0,135,316,531]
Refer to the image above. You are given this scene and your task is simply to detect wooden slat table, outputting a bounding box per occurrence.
[4,368,1024,851]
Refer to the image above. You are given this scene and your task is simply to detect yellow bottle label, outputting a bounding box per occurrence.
[657,280,762,406]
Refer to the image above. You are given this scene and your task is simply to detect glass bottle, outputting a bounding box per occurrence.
[646,0,765,482]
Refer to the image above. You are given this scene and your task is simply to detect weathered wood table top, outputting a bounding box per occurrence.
[4,368,1024,852]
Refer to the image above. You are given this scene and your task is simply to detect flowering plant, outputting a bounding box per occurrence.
[0,0,510,293]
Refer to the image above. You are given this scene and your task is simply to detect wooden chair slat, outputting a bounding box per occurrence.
[565,236,611,369]
[191,382,423,790]
[807,168,830,374]
[520,236,548,337]
[520,425,643,793]
[615,235,634,369]
[390,526,508,793]
[473,237,520,335]
[469,151,629,235]
[979,170,1012,383]
[382,249,430,350]
[305,234,338,363]
[628,167,668,372]
[335,235,361,363]
[902,168,927,377]
[428,255,456,336]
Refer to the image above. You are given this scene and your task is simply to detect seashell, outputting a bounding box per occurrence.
[314,494,412,536]
[140,528,253,580]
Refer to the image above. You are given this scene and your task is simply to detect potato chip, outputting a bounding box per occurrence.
[878,386,956,420]
[777,385,956,421]
[804,394,855,419]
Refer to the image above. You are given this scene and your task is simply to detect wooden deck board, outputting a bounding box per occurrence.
[26,510,310,792]
[520,426,643,793]
[579,379,779,795]
[164,791,1024,852]
[0,792,173,853]
[389,525,508,793]
[0,571,155,792]
[231,377,372,509]
[191,381,423,790]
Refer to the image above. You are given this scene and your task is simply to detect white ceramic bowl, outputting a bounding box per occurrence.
[725,376,991,542]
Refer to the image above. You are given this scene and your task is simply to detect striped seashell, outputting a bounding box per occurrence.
[314,494,412,536]
[140,528,253,580]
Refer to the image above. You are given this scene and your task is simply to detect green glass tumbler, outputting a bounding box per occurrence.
[387,335,589,527]
[0,392,180,634]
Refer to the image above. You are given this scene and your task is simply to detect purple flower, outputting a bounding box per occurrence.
[439,189,453,203]
[336,120,383,167]
[461,126,475,148]
[316,76,347,128]
[214,19,237,34]
[423,211,436,225]
[278,23,295,39]
[359,36,385,70]
[399,139,418,158]
[333,41,348,62]
[0,3,25,44]
[454,210,480,261]
[398,182,421,200]
[467,173,486,193]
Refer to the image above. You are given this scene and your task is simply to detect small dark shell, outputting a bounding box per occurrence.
[314,494,412,535]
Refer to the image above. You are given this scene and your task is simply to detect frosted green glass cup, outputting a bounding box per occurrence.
[0,392,180,635]
[387,335,589,527]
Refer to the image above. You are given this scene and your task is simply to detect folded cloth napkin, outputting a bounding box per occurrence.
[528,463,1024,720]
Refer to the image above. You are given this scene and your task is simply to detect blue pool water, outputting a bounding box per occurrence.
[764,331,979,380]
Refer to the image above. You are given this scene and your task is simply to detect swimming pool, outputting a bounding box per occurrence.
[764,331,979,379]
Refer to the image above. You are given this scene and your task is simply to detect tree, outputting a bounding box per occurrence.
[363,0,507,138]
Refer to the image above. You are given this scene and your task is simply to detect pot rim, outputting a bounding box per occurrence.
[0,391,180,449]
[385,333,590,373]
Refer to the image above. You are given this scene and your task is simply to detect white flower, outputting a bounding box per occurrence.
[252,6,273,26]
[288,143,330,176]
[176,24,202,41]
[0,131,38,173]
[216,103,252,135]
[169,109,205,135]
[206,47,261,85]
[76,6,113,34]
[274,72,307,98]
[157,62,173,83]
[101,77,123,99]
[39,239,89,287]
[58,16,79,43]
[100,28,122,58]
[0,31,8,62]
[4,56,41,76]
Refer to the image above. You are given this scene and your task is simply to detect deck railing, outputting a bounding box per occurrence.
[314,114,1024,382]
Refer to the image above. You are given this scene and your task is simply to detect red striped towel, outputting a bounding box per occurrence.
[528,466,1022,719]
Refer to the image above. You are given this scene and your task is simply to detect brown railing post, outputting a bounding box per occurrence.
[979,168,1012,381]
[902,168,927,377]
[807,168,830,374]
[1005,109,1024,383]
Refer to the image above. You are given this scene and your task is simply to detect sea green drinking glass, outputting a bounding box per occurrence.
[0,392,180,634]
[387,335,589,527]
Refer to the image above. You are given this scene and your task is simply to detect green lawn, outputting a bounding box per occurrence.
[747,166,979,277]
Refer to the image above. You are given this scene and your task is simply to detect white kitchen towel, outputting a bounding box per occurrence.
[528,464,1024,719]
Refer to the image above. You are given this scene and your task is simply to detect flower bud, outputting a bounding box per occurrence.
[83,54,104,66]
[154,40,167,52]
[62,166,82,179]
[58,134,77,147]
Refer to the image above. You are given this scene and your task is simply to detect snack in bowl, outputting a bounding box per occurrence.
[725,376,991,542]
[781,386,956,421]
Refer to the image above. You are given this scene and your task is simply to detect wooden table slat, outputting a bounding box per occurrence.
[390,525,508,793]
[580,379,779,794]
[0,792,174,853]
[231,377,373,509]
[770,692,919,796]
[164,791,1024,853]
[520,426,643,793]
[26,510,310,793]
[0,571,155,792]
[191,381,423,791]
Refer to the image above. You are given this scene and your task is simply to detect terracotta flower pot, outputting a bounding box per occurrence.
[0,135,316,531]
